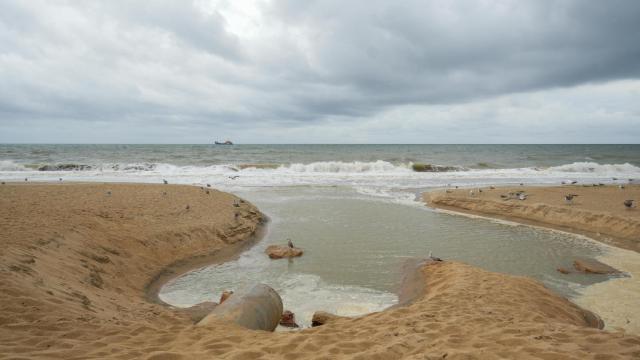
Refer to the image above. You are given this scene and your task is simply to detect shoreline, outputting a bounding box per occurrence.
[145,216,268,307]
[423,185,640,253]
[2,182,640,358]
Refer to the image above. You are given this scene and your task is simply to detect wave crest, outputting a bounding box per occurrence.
[547,162,640,174]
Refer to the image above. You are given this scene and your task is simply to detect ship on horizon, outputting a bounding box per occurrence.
[214,140,234,145]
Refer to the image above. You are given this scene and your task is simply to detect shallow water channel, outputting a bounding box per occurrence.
[160,187,611,328]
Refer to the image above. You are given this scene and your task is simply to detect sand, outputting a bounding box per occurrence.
[1,183,640,359]
[424,185,640,252]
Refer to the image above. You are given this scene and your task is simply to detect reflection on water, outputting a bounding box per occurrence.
[160,187,612,327]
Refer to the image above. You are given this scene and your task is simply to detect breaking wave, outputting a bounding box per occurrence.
[546,162,640,174]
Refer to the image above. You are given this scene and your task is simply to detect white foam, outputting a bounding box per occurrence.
[0,160,28,171]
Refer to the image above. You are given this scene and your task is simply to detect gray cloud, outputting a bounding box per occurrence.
[0,0,639,143]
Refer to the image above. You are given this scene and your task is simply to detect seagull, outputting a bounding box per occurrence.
[287,239,294,248]
[469,190,475,196]
[619,185,625,189]
[518,193,527,200]
[624,200,635,209]
[428,251,442,262]
[571,180,578,185]
[229,175,240,180]
[564,194,578,204]
[59,178,62,182]
[519,183,524,186]
[206,184,211,187]
[163,179,168,184]
[612,177,618,181]
[478,188,483,193]
[24,177,28,182]
[233,200,240,207]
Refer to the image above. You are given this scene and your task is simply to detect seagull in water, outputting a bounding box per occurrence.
[229,175,240,180]
[624,200,635,209]
[564,194,578,204]
[287,239,294,248]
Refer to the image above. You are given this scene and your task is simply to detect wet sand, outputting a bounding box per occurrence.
[1,183,640,359]
[424,185,640,252]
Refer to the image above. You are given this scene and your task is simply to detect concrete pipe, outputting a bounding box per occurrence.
[197,284,283,331]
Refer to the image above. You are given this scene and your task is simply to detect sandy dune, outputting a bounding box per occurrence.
[1,183,640,359]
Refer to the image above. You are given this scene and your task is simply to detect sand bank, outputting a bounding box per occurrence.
[1,183,640,359]
[424,185,640,252]
[424,185,640,335]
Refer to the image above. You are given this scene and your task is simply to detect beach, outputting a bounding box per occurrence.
[424,185,640,252]
[1,183,640,359]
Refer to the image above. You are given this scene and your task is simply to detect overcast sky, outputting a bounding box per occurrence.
[1,0,639,143]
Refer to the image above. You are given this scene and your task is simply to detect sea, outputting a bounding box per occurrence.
[1,144,639,328]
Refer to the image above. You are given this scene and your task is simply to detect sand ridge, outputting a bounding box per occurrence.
[424,185,640,252]
[1,183,640,359]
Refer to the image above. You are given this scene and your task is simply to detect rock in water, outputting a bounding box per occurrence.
[265,245,303,259]
[279,310,299,328]
[573,258,621,275]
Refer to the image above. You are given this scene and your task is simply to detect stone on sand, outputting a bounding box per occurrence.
[279,310,299,328]
[311,311,341,327]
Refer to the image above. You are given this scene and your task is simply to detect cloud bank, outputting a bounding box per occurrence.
[1,0,639,143]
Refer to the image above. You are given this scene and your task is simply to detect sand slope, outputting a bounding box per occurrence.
[424,185,640,252]
[1,183,640,359]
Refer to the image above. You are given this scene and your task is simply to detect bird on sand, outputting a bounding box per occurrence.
[624,200,635,209]
[24,177,28,182]
[1,181,5,185]
[518,193,527,200]
[106,191,112,196]
[428,251,443,262]
[619,185,625,189]
[163,179,168,184]
[564,194,578,204]
[206,184,211,187]
[287,239,294,248]
[233,200,240,207]
[59,178,62,182]
[469,190,475,196]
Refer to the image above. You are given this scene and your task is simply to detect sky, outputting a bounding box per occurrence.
[1,0,639,144]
